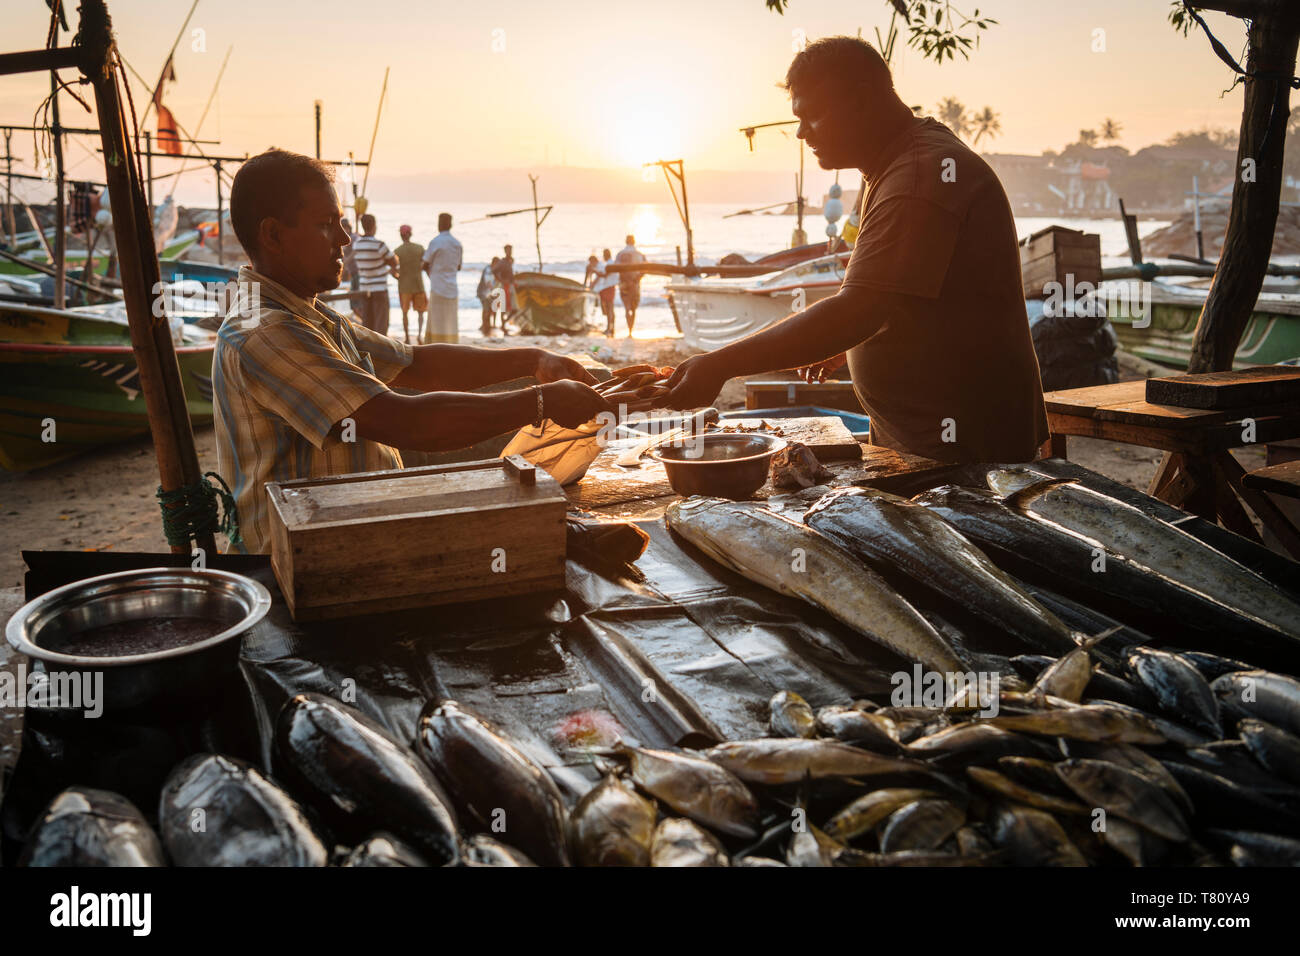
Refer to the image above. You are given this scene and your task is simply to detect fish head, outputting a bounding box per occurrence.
[986,467,1055,497]
[664,495,729,527]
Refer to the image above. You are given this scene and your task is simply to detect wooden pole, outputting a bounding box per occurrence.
[530,173,542,271]
[78,0,216,556]
[1188,4,1300,372]
[215,158,223,266]
[314,99,322,159]
[51,73,66,310]
[2,129,14,247]
[144,129,153,211]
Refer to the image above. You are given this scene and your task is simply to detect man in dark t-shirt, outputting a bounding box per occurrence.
[665,36,1048,463]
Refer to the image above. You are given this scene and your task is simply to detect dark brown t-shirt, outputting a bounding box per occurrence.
[842,117,1049,462]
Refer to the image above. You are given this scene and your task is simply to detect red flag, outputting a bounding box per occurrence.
[156,103,183,155]
[152,55,182,154]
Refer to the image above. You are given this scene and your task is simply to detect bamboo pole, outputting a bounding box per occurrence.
[51,73,66,310]
[78,0,216,557]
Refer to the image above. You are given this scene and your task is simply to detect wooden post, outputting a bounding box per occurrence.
[314,99,322,159]
[51,72,66,310]
[78,0,216,557]
[2,129,14,247]
[1188,3,1300,373]
[144,129,152,212]
[215,157,223,266]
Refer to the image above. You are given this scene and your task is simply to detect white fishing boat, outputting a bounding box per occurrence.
[666,251,850,351]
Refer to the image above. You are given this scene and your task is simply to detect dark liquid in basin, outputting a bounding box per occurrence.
[49,616,228,657]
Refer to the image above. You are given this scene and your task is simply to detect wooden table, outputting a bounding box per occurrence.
[1044,378,1300,557]
[1243,460,1300,500]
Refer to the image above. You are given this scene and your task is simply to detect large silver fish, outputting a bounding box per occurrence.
[664,496,969,672]
[987,469,1300,644]
[569,774,656,867]
[665,494,972,671]
[621,746,759,839]
[804,487,1077,655]
[703,738,944,786]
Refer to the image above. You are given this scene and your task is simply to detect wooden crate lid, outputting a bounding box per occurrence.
[266,456,565,531]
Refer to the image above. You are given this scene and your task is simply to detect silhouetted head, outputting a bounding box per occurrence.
[230,147,347,296]
[438,212,452,232]
[360,214,377,236]
[784,35,904,172]
[602,248,612,260]
[399,224,412,239]
[625,235,635,246]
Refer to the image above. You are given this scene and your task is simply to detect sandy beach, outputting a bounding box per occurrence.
[0,331,1266,591]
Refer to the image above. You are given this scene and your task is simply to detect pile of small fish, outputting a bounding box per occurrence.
[16,467,1300,866]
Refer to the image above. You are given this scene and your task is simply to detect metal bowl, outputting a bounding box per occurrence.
[650,432,787,500]
[6,567,271,713]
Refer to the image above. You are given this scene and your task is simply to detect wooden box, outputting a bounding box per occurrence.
[265,456,567,621]
[1019,225,1101,299]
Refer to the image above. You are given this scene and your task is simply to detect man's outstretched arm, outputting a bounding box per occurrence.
[389,345,597,392]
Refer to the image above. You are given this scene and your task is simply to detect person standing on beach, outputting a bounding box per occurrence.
[394,224,428,344]
[351,214,397,334]
[215,148,611,554]
[340,217,364,316]
[478,257,500,336]
[664,36,1048,464]
[493,244,516,324]
[614,235,645,336]
[590,248,617,336]
[421,212,463,344]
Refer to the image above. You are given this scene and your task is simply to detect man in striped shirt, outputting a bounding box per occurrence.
[349,213,397,334]
[214,149,612,553]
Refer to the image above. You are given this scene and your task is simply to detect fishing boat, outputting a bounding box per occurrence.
[666,251,849,351]
[1103,279,1300,369]
[0,300,215,471]
[511,271,594,335]
[0,228,202,277]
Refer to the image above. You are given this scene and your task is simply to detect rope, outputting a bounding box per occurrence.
[156,472,243,549]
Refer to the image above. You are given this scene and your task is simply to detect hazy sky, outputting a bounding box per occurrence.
[3,0,1247,202]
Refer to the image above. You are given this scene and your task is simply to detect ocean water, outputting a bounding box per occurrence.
[357,200,1168,341]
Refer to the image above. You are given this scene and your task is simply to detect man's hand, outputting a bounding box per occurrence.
[541,380,613,428]
[534,350,598,386]
[664,353,727,410]
[797,352,847,384]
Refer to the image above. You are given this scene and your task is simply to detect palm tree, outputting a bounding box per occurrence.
[1078,129,1099,148]
[1100,117,1122,145]
[971,107,1002,146]
[935,97,970,139]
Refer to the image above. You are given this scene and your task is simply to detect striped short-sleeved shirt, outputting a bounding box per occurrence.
[212,266,414,554]
[350,235,392,292]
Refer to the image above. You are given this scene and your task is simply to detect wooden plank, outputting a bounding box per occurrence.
[1043,381,1149,416]
[1216,452,1300,559]
[1145,367,1300,410]
[745,380,864,413]
[1242,459,1300,500]
[1045,413,1204,454]
[715,416,862,460]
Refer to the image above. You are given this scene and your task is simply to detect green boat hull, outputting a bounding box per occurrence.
[0,230,202,277]
[0,301,213,471]
[1106,282,1300,370]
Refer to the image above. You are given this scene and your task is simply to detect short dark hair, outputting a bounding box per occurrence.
[360,213,376,233]
[783,36,893,97]
[438,212,452,231]
[230,149,335,256]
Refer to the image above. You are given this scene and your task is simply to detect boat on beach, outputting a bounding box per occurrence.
[0,301,215,471]
[0,228,202,277]
[511,271,595,335]
[1104,279,1300,369]
[666,251,849,351]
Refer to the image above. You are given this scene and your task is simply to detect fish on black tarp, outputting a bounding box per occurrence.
[651,817,730,867]
[341,832,429,867]
[986,469,1300,650]
[1212,670,1300,737]
[20,787,164,867]
[275,693,460,866]
[569,773,656,867]
[988,804,1087,866]
[415,699,571,867]
[913,484,1291,652]
[461,834,538,867]
[1125,647,1221,737]
[704,737,949,787]
[664,496,971,673]
[159,753,328,867]
[1239,719,1300,785]
[618,745,759,839]
[804,486,1077,655]
[770,690,817,739]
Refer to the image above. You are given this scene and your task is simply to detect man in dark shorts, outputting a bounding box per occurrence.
[614,235,645,336]
[665,36,1048,463]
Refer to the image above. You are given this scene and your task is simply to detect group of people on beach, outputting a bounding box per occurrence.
[585,236,646,338]
[341,212,465,345]
[342,213,649,343]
